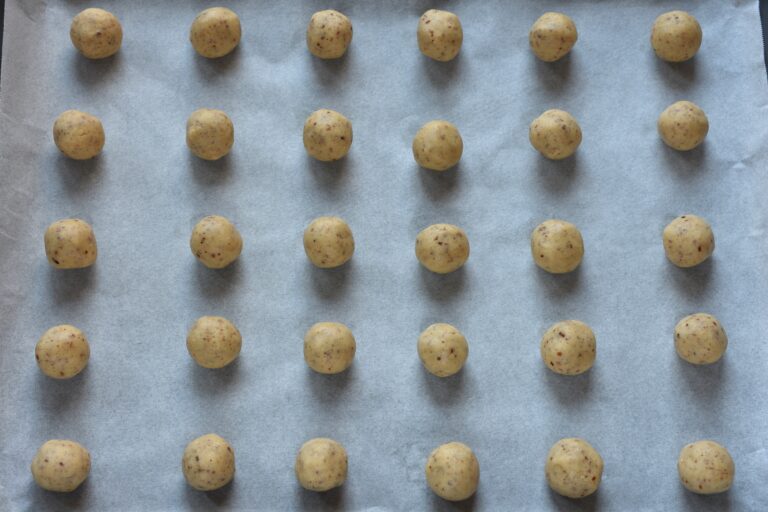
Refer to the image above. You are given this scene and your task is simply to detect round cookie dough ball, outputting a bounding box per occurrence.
[417,9,463,62]
[678,440,734,494]
[190,215,243,269]
[35,325,90,379]
[182,434,235,491]
[303,109,352,162]
[295,438,348,492]
[303,216,354,269]
[545,438,603,499]
[190,7,241,58]
[418,323,469,377]
[541,320,596,375]
[662,214,714,268]
[186,316,242,369]
[70,8,122,59]
[675,313,727,365]
[658,101,708,151]
[415,224,470,274]
[186,109,234,160]
[44,218,97,269]
[425,442,479,501]
[412,121,463,171]
[307,10,352,59]
[531,219,584,274]
[651,11,702,63]
[31,440,90,492]
[529,12,578,62]
[53,110,105,160]
[304,322,356,374]
[529,109,582,160]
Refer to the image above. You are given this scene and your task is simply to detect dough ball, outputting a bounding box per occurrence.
[651,11,702,62]
[35,325,90,379]
[529,12,578,62]
[44,218,97,269]
[190,7,241,58]
[307,10,352,59]
[415,224,470,274]
[658,101,708,151]
[545,438,603,499]
[417,9,463,62]
[412,120,463,171]
[303,322,356,374]
[678,440,734,494]
[186,316,242,369]
[675,313,727,365]
[190,215,243,269]
[31,440,90,492]
[53,110,105,160]
[70,8,122,59]
[425,442,479,501]
[295,438,348,492]
[186,109,234,160]
[418,323,468,377]
[182,433,235,491]
[303,216,354,269]
[541,320,596,375]
[531,219,584,274]
[662,214,714,268]
[303,109,352,162]
[529,109,582,160]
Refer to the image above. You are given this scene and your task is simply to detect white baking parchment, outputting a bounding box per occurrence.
[1,0,767,510]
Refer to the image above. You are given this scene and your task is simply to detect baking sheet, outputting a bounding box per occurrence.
[1,0,768,510]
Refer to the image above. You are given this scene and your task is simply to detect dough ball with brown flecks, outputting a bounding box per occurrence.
[529,12,577,62]
[304,322,356,374]
[678,440,734,494]
[425,441,479,501]
[190,215,243,269]
[651,11,702,62]
[662,214,714,268]
[531,219,583,274]
[35,325,90,379]
[53,110,104,160]
[545,438,603,499]
[186,109,234,160]
[44,218,97,269]
[31,440,91,492]
[658,101,708,151]
[70,8,122,59]
[190,7,241,58]
[295,438,348,491]
[307,10,352,59]
[541,320,595,375]
[415,224,470,274]
[186,316,242,369]
[303,216,354,268]
[182,434,236,491]
[418,9,463,62]
[412,120,463,171]
[303,109,353,161]
[529,109,582,160]
[674,313,727,364]
[418,323,468,377]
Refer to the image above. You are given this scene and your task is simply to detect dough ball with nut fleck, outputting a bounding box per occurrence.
[304,322,356,374]
[44,218,97,269]
[412,120,463,171]
[415,224,470,274]
[531,219,583,274]
[529,12,577,62]
[529,109,582,160]
[53,110,104,160]
[303,216,354,268]
[418,323,468,377]
[662,214,714,268]
[31,440,91,492]
[190,215,243,269]
[425,441,479,501]
[70,8,122,59]
[186,316,242,369]
[658,101,708,151]
[651,11,702,62]
[303,109,352,161]
[541,320,595,375]
[418,9,463,62]
[187,109,234,160]
[190,7,241,58]
[545,438,603,499]
[678,440,734,494]
[675,313,727,365]
[295,438,348,492]
[182,434,235,491]
[307,10,352,59]
[35,325,90,379]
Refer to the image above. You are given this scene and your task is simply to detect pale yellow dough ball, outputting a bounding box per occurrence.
[307,10,352,59]
[541,320,596,375]
[186,316,242,369]
[418,9,463,62]
[529,109,582,160]
[545,438,603,499]
[304,322,356,374]
[31,440,91,492]
[44,218,97,269]
[70,8,122,59]
[415,224,470,274]
[190,215,243,269]
[35,325,90,379]
[182,434,236,491]
[303,109,353,162]
[662,214,714,268]
[425,442,479,501]
[678,440,734,494]
[295,438,348,492]
[418,323,468,377]
[186,109,234,160]
[675,313,727,365]
[412,120,463,171]
[190,7,241,58]
[651,11,702,62]
[531,219,584,274]
[53,110,105,160]
[529,12,578,62]
[658,101,708,151]
[303,216,354,268]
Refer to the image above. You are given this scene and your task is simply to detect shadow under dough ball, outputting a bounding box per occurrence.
[190,7,241,58]
[658,101,708,151]
[182,434,236,491]
[545,438,603,499]
[44,218,97,269]
[70,8,122,59]
[303,322,356,374]
[53,110,105,160]
[186,108,234,160]
[412,120,463,171]
[529,12,578,62]
[189,215,243,269]
[303,109,353,161]
[418,323,469,377]
[678,440,734,494]
[31,440,91,492]
[307,10,352,59]
[35,324,90,379]
[418,9,463,62]
[662,214,714,268]
[303,216,355,268]
[425,441,479,501]
[651,10,702,62]
[415,223,470,274]
[674,313,727,365]
[530,219,584,274]
[295,438,348,492]
[540,320,596,375]
[529,109,582,160]
[186,316,242,369]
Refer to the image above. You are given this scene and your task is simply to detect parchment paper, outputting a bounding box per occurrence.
[1,1,767,510]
